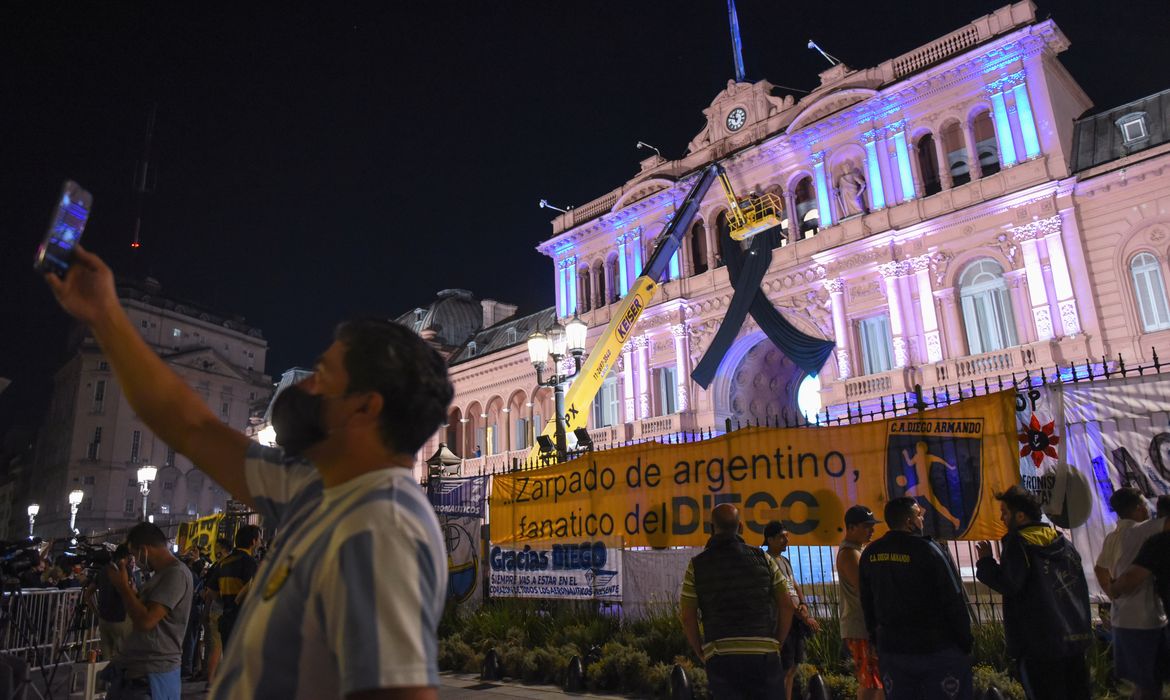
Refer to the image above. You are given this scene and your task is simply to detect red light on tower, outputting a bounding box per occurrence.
[130,241,141,249]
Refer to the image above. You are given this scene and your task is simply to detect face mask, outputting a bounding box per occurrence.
[270,385,329,457]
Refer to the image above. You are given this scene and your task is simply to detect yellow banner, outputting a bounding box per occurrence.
[176,514,224,559]
[494,391,1017,546]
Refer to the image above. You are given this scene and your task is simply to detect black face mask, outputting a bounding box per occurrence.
[270,385,328,457]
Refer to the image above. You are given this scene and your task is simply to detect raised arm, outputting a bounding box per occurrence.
[46,247,253,505]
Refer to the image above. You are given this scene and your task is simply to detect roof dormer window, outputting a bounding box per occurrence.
[1116,112,1149,146]
[466,341,477,357]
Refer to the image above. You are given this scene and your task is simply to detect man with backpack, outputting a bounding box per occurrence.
[976,485,1092,700]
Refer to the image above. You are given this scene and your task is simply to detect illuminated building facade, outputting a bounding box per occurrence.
[28,279,272,536]
[415,1,1170,480]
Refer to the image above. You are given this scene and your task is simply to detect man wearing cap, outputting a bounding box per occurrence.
[859,497,973,699]
[837,505,884,700]
[764,521,820,700]
[680,504,796,700]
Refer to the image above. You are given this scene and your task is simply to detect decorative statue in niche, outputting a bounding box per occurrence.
[836,166,868,218]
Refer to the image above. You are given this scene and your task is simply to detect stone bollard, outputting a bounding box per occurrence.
[481,648,501,682]
[805,673,831,700]
[980,687,1005,700]
[670,663,691,700]
[564,656,586,692]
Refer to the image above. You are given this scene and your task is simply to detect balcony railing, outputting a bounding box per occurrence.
[635,412,698,439]
[934,344,1045,385]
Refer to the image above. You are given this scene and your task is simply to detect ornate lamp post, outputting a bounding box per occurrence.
[26,504,39,539]
[68,489,84,537]
[527,314,588,463]
[137,465,157,519]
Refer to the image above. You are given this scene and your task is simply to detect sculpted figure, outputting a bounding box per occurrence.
[837,167,868,218]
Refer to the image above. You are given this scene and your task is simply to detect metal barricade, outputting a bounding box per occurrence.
[1,588,100,672]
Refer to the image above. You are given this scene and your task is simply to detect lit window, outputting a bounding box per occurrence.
[959,259,1018,354]
[172,328,182,338]
[857,315,894,375]
[160,504,170,515]
[652,367,678,416]
[1130,252,1170,332]
[591,376,621,427]
[1116,112,1148,145]
[797,374,822,420]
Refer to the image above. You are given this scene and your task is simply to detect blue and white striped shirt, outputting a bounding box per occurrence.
[210,443,447,699]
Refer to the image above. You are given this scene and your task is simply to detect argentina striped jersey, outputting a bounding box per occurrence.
[210,443,448,699]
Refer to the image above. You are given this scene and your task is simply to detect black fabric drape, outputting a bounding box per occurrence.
[691,228,836,389]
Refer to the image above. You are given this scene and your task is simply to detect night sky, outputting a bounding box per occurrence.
[3,1,1169,438]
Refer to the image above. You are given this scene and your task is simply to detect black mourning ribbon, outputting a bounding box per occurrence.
[690,228,837,389]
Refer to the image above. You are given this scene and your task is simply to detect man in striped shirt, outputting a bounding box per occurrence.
[680,504,795,700]
[46,247,454,700]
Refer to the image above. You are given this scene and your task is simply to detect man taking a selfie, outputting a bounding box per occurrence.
[46,247,453,700]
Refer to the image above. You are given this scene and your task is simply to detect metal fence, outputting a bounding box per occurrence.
[0,587,100,673]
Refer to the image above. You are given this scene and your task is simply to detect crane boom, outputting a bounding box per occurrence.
[529,164,719,461]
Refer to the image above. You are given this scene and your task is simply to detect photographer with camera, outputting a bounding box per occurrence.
[101,522,193,700]
[83,544,133,661]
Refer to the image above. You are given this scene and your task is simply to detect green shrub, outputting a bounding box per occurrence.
[971,621,1010,669]
[804,614,848,676]
[587,642,652,693]
[972,664,1025,700]
[821,672,859,700]
[1087,636,1120,699]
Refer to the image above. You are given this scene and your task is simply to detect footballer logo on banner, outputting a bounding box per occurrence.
[886,418,984,538]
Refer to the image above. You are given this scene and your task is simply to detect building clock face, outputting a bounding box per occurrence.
[726,107,747,132]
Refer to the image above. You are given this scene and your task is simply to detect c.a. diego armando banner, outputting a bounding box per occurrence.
[490,391,1018,546]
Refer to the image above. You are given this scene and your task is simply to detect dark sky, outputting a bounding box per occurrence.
[2,0,1168,437]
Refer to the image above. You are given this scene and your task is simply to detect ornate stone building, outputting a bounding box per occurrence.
[27,279,272,537]
[411,1,1170,482]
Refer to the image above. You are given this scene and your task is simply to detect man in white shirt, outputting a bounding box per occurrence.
[1102,488,1166,700]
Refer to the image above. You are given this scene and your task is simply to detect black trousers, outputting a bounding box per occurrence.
[1018,655,1091,700]
[705,653,784,700]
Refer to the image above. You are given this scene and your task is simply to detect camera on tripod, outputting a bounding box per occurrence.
[58,541,118,578]
[0,539,44,580]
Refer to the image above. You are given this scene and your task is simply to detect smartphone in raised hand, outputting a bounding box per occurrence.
[34,180,93,277]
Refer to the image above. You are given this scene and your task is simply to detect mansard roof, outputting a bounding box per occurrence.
[394,289,484,349]
[117,277,265,339]
[1071,87,1170,173]
[448,306,557,366]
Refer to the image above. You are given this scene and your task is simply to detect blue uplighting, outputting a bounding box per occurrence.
[864,140,885,211]
[813,158,833,228]
[893,131,915,202]
[1013,83,1041,159]
[990,92,1017,167]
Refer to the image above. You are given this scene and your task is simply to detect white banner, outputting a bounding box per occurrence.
[487,541,622,600]
[1015,373,1170,597]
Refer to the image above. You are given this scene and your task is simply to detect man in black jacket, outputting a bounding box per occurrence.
[680,504,795,700]
[976,485,1091,700]
[860,497,972,699]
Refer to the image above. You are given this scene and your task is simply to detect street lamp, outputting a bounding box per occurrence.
[26,504,39,539]
[527,313,588,463]
[68,489,84,537]
[137,465,157,519]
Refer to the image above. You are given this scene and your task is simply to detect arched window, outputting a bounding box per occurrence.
[793,177,818,238]
[1130,252,1170,332]
[941,121,970,187]
[972,111,1000,176]
[594,262,607,308]
[715,211,729,267]
[606,255,620,302]
[765,186,787,248]
[690,222,708,275]
[916,134,942,196]
[578,269,591,312]
[959,259,1018,354]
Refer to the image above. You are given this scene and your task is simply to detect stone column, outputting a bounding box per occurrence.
[912,256,943,363]
[934,288,964,357]
[1012,222,1055,341]
[908,139,927,199]
[931,131,954,190]
[812,151,834,228]
[1041,217,1082,336]
[671,324,690,412]
[616,235,630,297]
[862,129,886,211]
[961,120,983,180]
[986,75,1020,168]
[1004,270,1033,344]
[878,261,910,368]
[825,278,851,379]
[621,346,635,423]
[634,335,652,419]
[891,121,917,203]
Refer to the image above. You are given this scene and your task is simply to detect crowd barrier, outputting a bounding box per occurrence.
[0,588,99,672]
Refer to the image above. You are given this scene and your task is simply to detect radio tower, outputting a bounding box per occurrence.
[131,103,158,249]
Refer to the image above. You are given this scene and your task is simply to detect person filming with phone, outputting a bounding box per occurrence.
[43,243,453,700]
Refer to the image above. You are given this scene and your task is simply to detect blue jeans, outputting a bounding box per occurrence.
[879,647,972,700]
[705,653,784,700]
[104,667,181,700]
